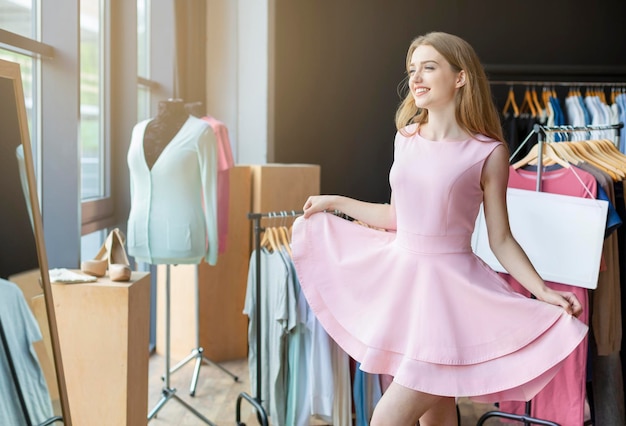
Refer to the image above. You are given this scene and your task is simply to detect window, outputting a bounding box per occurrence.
[80,0,113,237]
[0,0,41,188]
[0,0,37,39]
[80,0,104,200]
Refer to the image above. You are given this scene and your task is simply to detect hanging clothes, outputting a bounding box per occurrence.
[244,238,352,426]
[579,159,626,426]
[576,161,623,354]
[243,248,295,426]
[498,164,597,426]
[0,278,53,426]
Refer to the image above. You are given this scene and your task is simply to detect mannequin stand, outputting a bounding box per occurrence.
[165,265,238,396]
[148,265,216,425]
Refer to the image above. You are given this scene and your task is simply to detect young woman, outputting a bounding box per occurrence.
[291,32,587,425]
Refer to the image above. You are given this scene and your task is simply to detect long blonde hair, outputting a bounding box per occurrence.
[394,32,503,142]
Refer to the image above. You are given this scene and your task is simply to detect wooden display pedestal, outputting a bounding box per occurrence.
[156,164,320,363]
[52,271,150,426]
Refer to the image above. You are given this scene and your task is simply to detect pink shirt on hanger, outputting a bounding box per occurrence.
[202,116,235,254]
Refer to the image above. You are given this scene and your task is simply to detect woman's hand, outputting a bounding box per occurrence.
[535,288,583,318]
[302,195,336,218]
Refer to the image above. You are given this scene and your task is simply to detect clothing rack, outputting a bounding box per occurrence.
[235,210,303,426]
[479,121,624,426]
[0,317,63,426]
[490,80,626,87]
[484,64,626,78]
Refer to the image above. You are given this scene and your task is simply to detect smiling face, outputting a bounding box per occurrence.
[408,44,465,112]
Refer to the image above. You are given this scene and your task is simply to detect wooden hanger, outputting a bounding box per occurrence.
[512,141,570,170]
[531,87,544,116]
[278,225,292,257]
[519,87,538,117]
[566,141,621,181]
[502,86,520,116]
[542,86,552,109]
[549,142,582,165]
[596,138,626,162]
[260,226,280,252]
[582,139,626,175]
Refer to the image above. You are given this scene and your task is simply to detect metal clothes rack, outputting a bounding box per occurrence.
[235,210,303,426]
[0,317,64,425]
[490,80,626,87]
[484,64,626,77]
[508,123,625,192]
[478,121,624,426]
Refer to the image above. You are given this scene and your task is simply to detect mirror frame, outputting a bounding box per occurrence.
[0,58,72,425]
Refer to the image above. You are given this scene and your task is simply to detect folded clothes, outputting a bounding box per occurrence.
[49,268,98,283]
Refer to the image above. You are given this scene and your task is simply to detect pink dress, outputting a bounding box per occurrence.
[291,125,588,402]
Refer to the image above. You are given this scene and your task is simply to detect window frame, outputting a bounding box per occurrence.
[80,0,113,235]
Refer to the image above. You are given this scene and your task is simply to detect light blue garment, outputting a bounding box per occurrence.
[285,255,312,426]
[0,279,53,425]
[127,116,218,265]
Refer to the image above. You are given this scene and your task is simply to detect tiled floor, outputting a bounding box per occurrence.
[147,353,508,425]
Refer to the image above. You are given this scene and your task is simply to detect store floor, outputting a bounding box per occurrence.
[147,353,508,425]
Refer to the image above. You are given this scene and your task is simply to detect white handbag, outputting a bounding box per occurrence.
[471,188,608,289]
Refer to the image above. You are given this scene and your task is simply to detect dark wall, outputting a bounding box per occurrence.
[272,0,626,203]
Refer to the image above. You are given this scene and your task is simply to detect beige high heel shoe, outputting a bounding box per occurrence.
[81,239,109,277]
[107,228,131,282]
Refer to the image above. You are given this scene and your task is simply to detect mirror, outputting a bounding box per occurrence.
[0,58,71,424]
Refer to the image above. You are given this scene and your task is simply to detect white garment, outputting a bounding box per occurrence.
[0,278,53,425]
[127,116,218,265]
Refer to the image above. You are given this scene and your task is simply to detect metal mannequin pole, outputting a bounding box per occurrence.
[148,265,216,425]
[166,265,238,396]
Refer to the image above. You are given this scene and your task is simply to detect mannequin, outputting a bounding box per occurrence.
[127,99,218,266]
[143,99,189,170]
[129,98,221,424]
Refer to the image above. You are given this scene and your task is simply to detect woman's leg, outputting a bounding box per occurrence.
[370,382,444,426]
[419,397,458,426]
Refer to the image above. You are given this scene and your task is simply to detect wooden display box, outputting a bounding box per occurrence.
[250,163,321,228]
[52,271,150,426]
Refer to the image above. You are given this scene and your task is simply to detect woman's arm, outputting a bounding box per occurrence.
[302,193,397,230]
[481,145,582,317]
